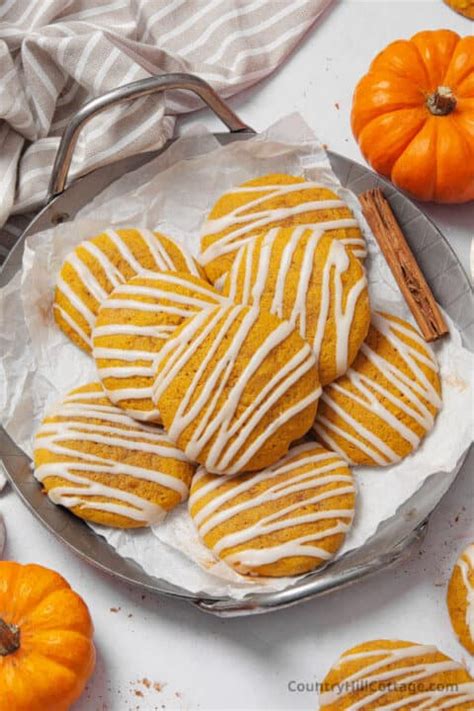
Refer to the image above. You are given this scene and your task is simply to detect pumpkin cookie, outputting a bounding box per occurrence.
[54,228,201,353]
[92,271,226,422]
[189,442,356,577]
[448,543,474,655]
[223,226,370,385]
[34,382,194,528]
[313,311,442,466]
[320,639,474,709]
[199,173,366,285]
[153,304,321,475]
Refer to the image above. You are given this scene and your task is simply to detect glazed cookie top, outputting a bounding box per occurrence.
[153,304,321,475]
[199,173,366,285]
[34,382,194,528]
[189,442,356,578]
[447,543,474,655]
[313,311,442,466]
[223,225,370,385]
[54,228,201,352]
[320,639,474,709]
[93,272,226,422]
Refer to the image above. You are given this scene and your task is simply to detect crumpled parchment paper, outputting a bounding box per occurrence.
[0,114,472,599]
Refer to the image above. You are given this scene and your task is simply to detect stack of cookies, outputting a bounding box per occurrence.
[33,174,442,579]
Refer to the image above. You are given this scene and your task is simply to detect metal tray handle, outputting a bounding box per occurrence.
[48,72,254,201]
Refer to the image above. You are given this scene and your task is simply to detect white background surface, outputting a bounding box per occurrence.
[1,2,473,710]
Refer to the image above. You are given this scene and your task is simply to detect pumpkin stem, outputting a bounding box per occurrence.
[0,617,20,656]
[426,86,457,116]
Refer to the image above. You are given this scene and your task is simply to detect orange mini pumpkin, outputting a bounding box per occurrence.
[0,562,95,711]
[351,30,474,203]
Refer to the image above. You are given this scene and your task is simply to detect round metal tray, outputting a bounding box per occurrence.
[1,74,472,616]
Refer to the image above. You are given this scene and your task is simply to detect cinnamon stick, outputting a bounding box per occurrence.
[359,188,448,342]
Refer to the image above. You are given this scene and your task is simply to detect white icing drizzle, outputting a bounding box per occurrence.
[457,544,474,644]
[92,273,225,421]
[65,250,109,302]
[54,229,199,349]
[152,305,321,474]
[34,384,192,525]
[199,179,367,270]
[189,443,355,571]
[80,240,123,288]
[314,312,441,466]
[54,303,92,346]
[320,642,474,709]
[224,225,368,382]
[55,275,97,328]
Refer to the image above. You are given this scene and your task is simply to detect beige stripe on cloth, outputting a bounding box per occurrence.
[0,0,333,261]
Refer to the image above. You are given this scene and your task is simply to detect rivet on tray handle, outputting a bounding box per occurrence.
[48,73,255,201]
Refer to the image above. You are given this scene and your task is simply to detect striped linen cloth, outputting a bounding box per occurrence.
[0,0,333,263]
